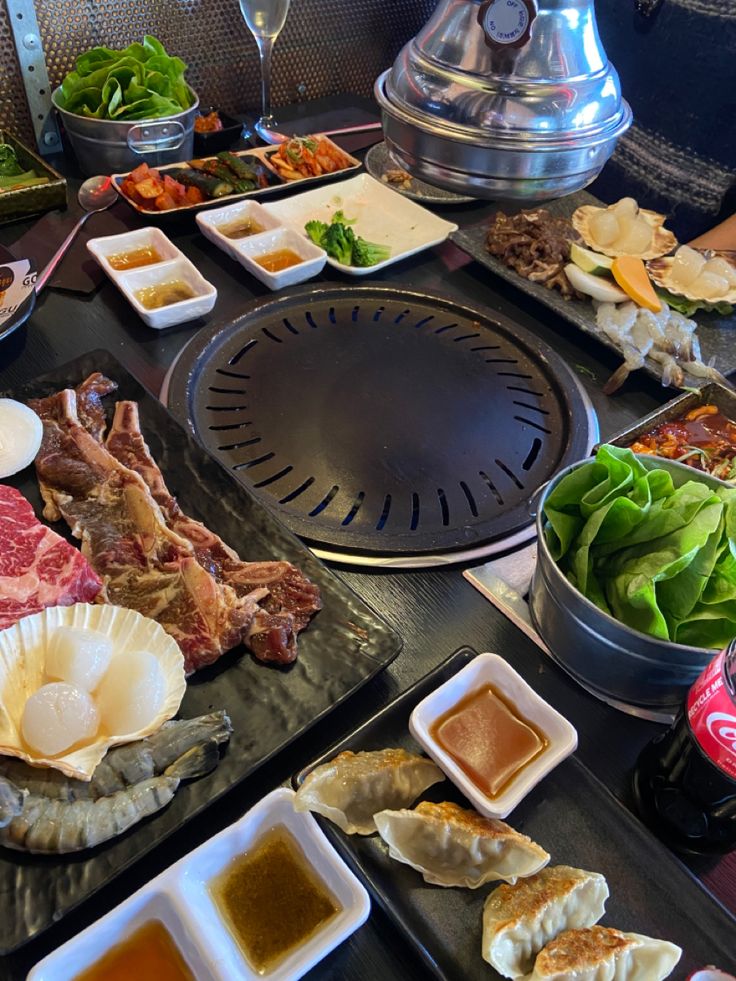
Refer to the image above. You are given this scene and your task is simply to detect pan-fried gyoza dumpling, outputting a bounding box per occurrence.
[527,926,682,981]
[293,748,444,835]
[482,865,609,978]
[373,801,549,888]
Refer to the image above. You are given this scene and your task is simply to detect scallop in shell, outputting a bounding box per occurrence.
[0,603,186,780]
[572,201,677,259]
[648,247,736,304]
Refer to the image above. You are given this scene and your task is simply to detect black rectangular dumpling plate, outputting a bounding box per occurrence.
[168,285,594,555]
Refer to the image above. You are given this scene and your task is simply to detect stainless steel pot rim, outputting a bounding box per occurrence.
[535,454,720,663]
[51,87,199,126]
[376,72,632,152]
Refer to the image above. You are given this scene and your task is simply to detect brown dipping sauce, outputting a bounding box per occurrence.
[210,824,341,973]
[107,246,162,270]
[73,919,195,981]
[218,217,264,239]
[431,685,548,798]
[255,248,304,272]
[135,281,195,310]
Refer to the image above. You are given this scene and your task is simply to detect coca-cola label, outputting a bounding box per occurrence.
[687,648,736,780]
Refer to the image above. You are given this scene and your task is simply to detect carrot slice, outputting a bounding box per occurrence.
[611,255,662,313]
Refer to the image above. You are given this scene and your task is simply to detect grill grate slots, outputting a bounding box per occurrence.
[512,401,550,416]
[514,415,552,434]
[522,439,543,472]
[279,476,316,505]
[310,485,339,517]
[172,285,593,555]
[233,452,275,471]
[253,465,294,489]
[495,459,524,490]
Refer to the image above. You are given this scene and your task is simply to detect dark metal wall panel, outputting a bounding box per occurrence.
[0,0,436,149]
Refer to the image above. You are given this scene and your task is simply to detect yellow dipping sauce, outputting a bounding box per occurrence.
[210,824,341,973]
[135,281,195,310]
[219,217,264,239]
[107,246,162,270]
[431,685,549,798]
[255,248,304,273]
[73,919,195,981]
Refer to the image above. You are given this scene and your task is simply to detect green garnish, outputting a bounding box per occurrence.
[304,211,391,267]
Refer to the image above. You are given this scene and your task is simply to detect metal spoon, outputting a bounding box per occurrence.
[35,175,119,294]
[256,121,382,145]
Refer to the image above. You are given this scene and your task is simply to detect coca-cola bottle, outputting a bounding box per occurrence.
[632,641,736,854]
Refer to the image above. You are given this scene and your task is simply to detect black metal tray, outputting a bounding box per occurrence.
[0,350,401,954]
[451,192,736,388]
[294,648,736,980]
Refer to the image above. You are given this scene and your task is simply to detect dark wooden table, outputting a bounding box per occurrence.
[1,147,734,979]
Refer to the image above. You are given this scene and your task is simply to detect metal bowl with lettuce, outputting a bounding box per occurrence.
[530,444,736,718]
[52,35,198,176]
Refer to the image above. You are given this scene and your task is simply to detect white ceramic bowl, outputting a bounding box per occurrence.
[87,230,217,329]
[196,200,283,263]
[409,652,578,819]
[28,788,370,981]
[233,226,327,291]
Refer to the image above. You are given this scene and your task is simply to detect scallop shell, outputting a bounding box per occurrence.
[572,204,677,259]
[648,250,736,304]
[0,603,186,780]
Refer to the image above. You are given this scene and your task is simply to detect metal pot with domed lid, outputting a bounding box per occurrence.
[375,0,632,201]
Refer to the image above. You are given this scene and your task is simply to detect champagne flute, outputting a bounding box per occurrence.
[239,0,292,142]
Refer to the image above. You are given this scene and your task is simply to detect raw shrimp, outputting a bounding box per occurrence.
[0,711,232,801]
[0,778,24,828]
[0,712,232,853]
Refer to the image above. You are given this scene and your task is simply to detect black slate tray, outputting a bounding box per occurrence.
[294,648,736,980]
[0,350,401,953]
[451,191,736,388]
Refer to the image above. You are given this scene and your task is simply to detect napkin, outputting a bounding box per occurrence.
[8,199,138,294]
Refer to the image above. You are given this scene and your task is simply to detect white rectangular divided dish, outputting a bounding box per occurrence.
[87,229,217,329]
[264,173,458,275]
[409,653,578,819]
[29,788,370,981]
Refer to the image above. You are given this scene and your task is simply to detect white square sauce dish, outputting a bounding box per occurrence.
[196,199,283,264]
[234,226,327,291]
[86,227,181,274]
[409,652,578,819]
[28,788,370,981]
[117,258,217,329]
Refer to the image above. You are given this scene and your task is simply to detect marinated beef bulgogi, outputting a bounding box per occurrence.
[485,209,581,299]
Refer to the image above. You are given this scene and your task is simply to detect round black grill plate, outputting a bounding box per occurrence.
[168,285,594,556]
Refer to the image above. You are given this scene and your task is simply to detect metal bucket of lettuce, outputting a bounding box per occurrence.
[530,444,735,717]
[51,36,198,176]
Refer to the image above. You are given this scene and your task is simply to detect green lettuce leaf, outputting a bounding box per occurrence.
[56,36,192,121]
[543,444,736,648]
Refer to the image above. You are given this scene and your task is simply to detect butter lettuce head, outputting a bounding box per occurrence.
[543,444,736,649]
[56,35,193,121]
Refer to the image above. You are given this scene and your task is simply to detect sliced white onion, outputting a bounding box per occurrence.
[0,399,43,479]
[565,263,629,303]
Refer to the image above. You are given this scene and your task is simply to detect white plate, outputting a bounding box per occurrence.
[87,228,217,329]
[196,200,284,264]
[264,173,458,275]
[409,653,578,819]
[28,788,370,981]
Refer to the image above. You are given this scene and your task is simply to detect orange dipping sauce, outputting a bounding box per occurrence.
[73,919,195,981]
[255,248,304,272]
[431,685,548,798]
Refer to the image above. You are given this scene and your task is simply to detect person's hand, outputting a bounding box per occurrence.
[688,213,736,251]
